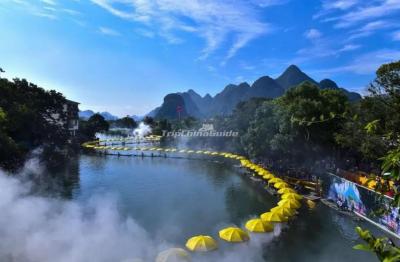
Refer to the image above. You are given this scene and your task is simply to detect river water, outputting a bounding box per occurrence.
[27,154,383,262]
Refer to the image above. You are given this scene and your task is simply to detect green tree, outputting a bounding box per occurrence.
[0,78,72,169]
[115,116,138,129]
[242,82,349,163]
[79,114,109,140]
[354,61,400,261]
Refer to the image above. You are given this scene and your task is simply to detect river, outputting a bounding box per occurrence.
[15,154,384,262]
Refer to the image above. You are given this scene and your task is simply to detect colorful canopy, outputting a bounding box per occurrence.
[278,199,301,209]
[263,174,273,180]
[281,193,303,200]
[185,235,218,252]
[260,211,287,222]
[245,218,274,233]
[270,206,295,217]
[277,188,296,194]
[219,227,250,242]
[156,248,191,262]
[274,182,289,189]
[268,177,283,184]
[306,199,316,209]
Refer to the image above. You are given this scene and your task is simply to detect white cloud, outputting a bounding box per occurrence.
[90,0,273,62]
[392,30,400,41]
[316,49,400,75]
[62,8,81,16]
[9,0,82,20]
[304,29,322,40]
[322,0,358,10]
[338,44,361,52]
[99,26,121,36]
[348,20,396,39]
[250,0,289,7]
[313,0,359,19]
[333,0,400,28]
[293,35,361,64]
[40,0,56,6]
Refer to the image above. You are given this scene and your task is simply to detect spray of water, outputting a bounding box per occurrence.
[133,122,152,138]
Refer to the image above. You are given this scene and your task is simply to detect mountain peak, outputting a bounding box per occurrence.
[187,89,198,95]
[276,64,317,90]
[251,75,284,98]
[319,79,339,89]
[238,82,251,88]
[286,64,302,73]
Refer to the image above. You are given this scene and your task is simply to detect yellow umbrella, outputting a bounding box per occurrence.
[262,175,271,181]
[185,235,218,252]
[245,218,274,233]
[256,170,265,176]
[270,206,295,217]
[219,227,249,242]
[156,248,191,262]
[281,193,303,201]
[278,199,301,209]
[263,173,273,180]
[268,177,282,184]
[277,188,296,194]
[274,182,289,189]
[306,199,316,209]
[260,211,287,222]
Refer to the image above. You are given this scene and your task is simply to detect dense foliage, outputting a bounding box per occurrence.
[78,114,110,141]
[0,78,73,169]
[240,83,349,165]
[110,116,138,129]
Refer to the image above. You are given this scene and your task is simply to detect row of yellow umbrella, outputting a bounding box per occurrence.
[83,139,304,257]
[184,226,252,253]
[101,135,162,142]
[182,157,304,251]
[84,142,248,162]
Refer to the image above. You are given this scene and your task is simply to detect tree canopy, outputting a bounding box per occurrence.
[0,78,73,169]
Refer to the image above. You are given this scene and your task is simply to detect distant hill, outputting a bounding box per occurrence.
[154,94,188,120]
[146,107,160,118]
[148,64,362,119]
[79,110,119,121]
[129,115,143,121]
[319,79,361,102]
[79,110,95,120]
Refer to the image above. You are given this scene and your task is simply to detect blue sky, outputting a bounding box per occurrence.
[1,0,400,116]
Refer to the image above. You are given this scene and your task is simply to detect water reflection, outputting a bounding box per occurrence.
[36,154,380,262]
[28,156,80,199]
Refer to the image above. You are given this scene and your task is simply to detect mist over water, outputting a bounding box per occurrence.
[0,159,272,262]
[0,171,158,262]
